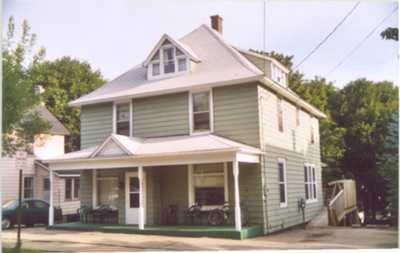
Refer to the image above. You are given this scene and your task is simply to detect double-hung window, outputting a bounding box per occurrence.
[278,158,287,207]
[23,177,34,199]
[191,91,212,133]
[65,177,80,201]
[115,102,131,136]
[97,177,119,208]
[304,164,317,202]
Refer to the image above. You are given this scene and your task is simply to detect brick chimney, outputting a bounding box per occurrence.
[210,15,223,34]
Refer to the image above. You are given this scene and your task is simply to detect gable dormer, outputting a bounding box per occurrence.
[143,34,200,80]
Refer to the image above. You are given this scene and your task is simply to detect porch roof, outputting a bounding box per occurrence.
[45,134,263,171]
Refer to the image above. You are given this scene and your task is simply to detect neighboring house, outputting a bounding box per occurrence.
[45,16,326,234]
[1,105,80,218]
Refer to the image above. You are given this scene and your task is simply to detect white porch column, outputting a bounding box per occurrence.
[233,157,242,231]
[92,169,97,208]
[138,166,145,230]
[48,169,54,226]
[188,164,194,206]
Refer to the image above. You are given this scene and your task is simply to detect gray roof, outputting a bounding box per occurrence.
[70,24,263,107]
[69,24,325,119]
[36,105,70,136]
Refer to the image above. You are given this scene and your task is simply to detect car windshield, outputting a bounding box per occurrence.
[2,200,19,209]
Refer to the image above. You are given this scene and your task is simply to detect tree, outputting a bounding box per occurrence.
[29,57,106,151]
[337,79,398,222]
[381,27,398,41]
[378,113,398,220]
[2,17,50,155]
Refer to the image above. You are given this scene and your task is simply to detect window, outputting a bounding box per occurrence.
[97,177,119,208]
[148,41,189,79]
[278,158,287,207]
[115,102,131,136]
[23,177,34,199]
[296,107,300,126]
[191,91,212,133]
[192,164,227,206]
[163,47,175,73]
[277,97,283,132]
[43,178,50,191]
[272,64,286,86]
[65,177,80,201]
[74,178,80,199]
[304,164,317,202]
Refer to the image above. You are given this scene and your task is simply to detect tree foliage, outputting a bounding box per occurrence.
[381,27,398,41]
[29,57,106,151]
[2,17,50,155]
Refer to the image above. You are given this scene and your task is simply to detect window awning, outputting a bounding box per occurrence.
[45,134,263,171]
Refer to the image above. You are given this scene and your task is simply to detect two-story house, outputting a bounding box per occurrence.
[1,105,80,222]
[45,15,326,236]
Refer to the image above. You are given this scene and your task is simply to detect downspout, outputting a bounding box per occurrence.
[259,92,269,234]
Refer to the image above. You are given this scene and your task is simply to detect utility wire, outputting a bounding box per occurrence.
[326,6,398,76]
[293,2,361,70]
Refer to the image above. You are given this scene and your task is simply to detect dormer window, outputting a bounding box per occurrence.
[272,64,287,87]
[144,34,201,80]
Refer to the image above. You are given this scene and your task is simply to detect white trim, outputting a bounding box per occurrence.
[189,89,214,135]
[188,164,194,207]
[112,103,117,134]
[304,163,318,203]
[278,158,287,208]
[138,166,144,230]
[232,156,242,231]
[113,101,131,136]
[223,162,229,203]
[125,171,147,226]
[48,169,54,226]
[92,169,97,207]
[143,34,200,67]
[236,152,260,163]
[190,163,230,208]
[90,135,133,158]
[48,150,262,172]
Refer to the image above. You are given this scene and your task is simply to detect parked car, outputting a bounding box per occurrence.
[2,199,62,229]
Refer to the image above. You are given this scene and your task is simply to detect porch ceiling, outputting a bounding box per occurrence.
[45,134,263,171]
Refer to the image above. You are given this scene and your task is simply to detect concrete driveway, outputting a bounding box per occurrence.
[1,226,398,251]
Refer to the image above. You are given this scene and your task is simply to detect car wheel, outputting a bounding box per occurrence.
[2,218,12,230]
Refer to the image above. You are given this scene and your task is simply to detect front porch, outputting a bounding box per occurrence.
[49,222,263,240]
[46,134,265,235]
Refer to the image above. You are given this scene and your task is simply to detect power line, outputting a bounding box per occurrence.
[327,6,398,76]
[293,2,360,70]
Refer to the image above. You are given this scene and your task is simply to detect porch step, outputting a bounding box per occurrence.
[49,223,264,240]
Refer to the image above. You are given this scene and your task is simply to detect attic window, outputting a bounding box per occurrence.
[148,41,189,79]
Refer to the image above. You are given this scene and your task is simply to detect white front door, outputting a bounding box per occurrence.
[125,171,146,224]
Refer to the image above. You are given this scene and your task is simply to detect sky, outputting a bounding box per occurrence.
[3,0,399,88]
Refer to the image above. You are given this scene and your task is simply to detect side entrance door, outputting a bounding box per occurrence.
[125,171,146,224]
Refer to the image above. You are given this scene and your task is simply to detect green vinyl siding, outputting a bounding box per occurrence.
[262,144,323,234]
[132,92,189,138]
[80,103,113,149]
[213,83,260,147]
